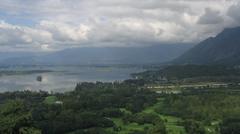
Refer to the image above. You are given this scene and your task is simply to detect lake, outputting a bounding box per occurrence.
[0,65,145,93]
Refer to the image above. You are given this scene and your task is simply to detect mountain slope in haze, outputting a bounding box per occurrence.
[0,52,48,66]
[173,27,240,65]
[1,44,193,65]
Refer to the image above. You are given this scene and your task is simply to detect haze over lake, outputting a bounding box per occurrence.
[0,65,145,93]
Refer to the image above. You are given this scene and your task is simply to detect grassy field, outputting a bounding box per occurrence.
[105,96,223,134]
[44,96,58,104]
[142,98,186,134]
[108,118,153,134]
[106,98,186,134]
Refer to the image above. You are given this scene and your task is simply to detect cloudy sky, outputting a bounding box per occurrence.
[0,0,240,52]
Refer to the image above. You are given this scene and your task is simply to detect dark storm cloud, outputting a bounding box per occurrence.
[227,2,240,23]
[198,8,224,24]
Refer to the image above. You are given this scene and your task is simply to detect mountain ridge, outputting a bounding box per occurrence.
[173,26,240,65]
[1,44,193,65]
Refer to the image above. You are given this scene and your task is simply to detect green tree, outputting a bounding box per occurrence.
[0,100,39,134]
[220,118,240,134]
[184,119,205,134]
[147,123,167,134]
[19,127,41,134]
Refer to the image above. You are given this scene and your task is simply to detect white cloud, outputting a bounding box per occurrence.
[0,0,239,51]
[39,21,90,42]
[0,21,53,51]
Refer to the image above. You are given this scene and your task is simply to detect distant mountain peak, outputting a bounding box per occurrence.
[173,26,240,65]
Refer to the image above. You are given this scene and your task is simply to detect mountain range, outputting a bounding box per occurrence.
[0,44,192,65]
[173,27,240,65]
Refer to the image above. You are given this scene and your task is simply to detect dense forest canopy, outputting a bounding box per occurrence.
[133,65,240,83]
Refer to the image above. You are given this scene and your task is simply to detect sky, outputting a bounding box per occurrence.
[0,0,240,52]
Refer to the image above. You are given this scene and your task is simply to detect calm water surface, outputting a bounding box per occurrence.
[0,65,145,92]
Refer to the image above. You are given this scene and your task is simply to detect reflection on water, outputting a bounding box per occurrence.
[0,66,144,92]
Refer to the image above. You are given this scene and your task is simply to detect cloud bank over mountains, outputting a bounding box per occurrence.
[0,0,240,51]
